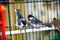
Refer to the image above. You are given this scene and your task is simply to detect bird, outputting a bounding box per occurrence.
[15,9,27,28]
[27,15,47,28]
[52,18,60,32]
[52,18,60,28]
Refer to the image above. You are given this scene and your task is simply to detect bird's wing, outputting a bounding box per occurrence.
[32,17,43,24]
[21,18,27,25]
[29,18,43,26]
[18,18,22,25]
[15,9,23,19]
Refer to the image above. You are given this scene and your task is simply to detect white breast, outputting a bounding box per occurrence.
[15,22,24,28]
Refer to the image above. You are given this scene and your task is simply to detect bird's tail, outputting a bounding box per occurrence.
[15,9,23,19]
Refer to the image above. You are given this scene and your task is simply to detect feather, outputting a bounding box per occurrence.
[53,18,60,28]
[15,9,27,28]
[28,15,46,28]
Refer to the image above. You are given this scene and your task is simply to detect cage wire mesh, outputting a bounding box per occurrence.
[0,0,60,40]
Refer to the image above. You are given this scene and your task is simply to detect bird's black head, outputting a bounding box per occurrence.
[28,15,34,18]
[53,18,57,20]
[28,15,34,20]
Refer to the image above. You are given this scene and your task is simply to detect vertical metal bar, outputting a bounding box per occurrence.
[37,1,40,40]
[27,2,30,40]
[54,1,57,40]
[24,0,27,40]
[7,0,12,40]
[24,0,28,40]
[30,2,32,40]
[38,1,40,40]
[34,1,36,17]
[33,0,36,40]
[21,2,24,40]
[13,3,17,40]
[40,2,43,40]
[29,2,31,40]
[44,2,46,40]
[36,0,41,40]
[46,2,51,40]
[29,1,33,40]
[47,2,50,40]
[27,1,31,40]
[46,2,49,24]
[20,1,21,33]
[38,1,41,40]
[47,1,51,40]
[37,0,39,19]
[56,1,58,20]
[57,1,58,19]
[35,1,39,40]
[28,2,30,40]
[43,2,46,40]
[39,2,42,40]
[51,2,53,40]
[32,1,35,40]
[51,2,52,25]
[51,1,55,40]
[14,3,16,40]
[32,1,34,40]
[43,2,45,40]
[57,0,59,21]
[24,1,26,40]
[15,3,18,40]
[36,2,37,40]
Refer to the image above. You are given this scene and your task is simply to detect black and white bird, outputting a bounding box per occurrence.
[28,15,47,28]
[15,9,27,28]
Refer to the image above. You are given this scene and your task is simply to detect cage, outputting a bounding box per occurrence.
[0,0,60,40]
